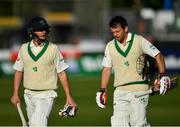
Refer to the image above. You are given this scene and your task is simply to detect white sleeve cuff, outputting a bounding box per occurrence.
[13,64,23,72]
[102,61,112,68]
[56,64,69,73]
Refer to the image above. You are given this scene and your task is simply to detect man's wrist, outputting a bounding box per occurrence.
[13,91,19,96]
[100,88,106,92]
[159,73,166,79]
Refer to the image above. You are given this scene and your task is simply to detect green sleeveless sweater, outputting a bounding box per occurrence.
[107,34,149,91]
[20,42,58,90]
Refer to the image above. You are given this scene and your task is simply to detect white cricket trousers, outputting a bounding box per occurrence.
[111,89,150,127]
[24,89,57,127]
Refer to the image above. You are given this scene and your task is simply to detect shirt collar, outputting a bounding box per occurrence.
[126,32,132,42]
[116,32,132,44]
[29,40,35,48]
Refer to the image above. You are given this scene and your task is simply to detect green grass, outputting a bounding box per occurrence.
[0,74,180,126]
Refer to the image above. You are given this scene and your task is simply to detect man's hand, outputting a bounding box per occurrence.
[96,89,107,108]
[59,105,77,117]
[11,95,20,107]
[159,76,171,95]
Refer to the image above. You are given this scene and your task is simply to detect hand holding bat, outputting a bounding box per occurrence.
[135,77,178,98]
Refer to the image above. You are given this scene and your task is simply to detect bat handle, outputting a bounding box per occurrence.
[17,103,27,127]
[135,88,153,98]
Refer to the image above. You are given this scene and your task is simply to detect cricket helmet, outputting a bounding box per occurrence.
[27,16,50,33]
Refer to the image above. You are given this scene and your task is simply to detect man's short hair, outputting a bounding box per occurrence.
[109,16,128,29]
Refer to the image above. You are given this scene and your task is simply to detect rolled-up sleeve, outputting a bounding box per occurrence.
[141,37,160,58]
[102,45,112,67]
[13,49,24,72]
[54,47,69,73]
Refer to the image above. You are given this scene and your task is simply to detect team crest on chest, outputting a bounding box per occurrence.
[32,66,38,72]
[124,61,129,66]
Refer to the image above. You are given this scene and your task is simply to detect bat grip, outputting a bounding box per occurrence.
[17,103,27,126]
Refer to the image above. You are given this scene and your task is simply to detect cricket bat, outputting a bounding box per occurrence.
[17,103,27,127]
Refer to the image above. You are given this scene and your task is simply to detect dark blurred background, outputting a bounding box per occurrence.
[0,0,180,126]
[0,0,180,76]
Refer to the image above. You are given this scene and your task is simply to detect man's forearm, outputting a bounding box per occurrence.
[101,67,111,89]
[155,53,166,74]
[13,71,23,95]
[58,71,72,97]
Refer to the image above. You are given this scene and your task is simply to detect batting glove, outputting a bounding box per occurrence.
[96,88,107,108]
[59,105,77,117]
[159,76,171,95]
